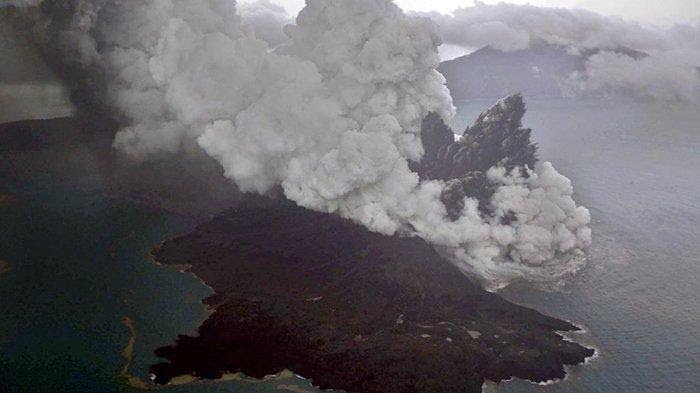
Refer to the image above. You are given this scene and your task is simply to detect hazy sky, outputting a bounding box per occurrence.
[241,0,700,27]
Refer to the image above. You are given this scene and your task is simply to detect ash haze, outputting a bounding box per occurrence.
[243,0,700,27]
[1,0,591,288]
[251,0,700,102]
[0,7,74,122]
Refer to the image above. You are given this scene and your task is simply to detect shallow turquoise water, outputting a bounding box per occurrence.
[0,186,318,392]
[453,99,700,393]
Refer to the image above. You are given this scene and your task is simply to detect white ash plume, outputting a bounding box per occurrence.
[239,0,292,47]
[563,49,700,102]
[5,0,591,288]
[463,163,592,287]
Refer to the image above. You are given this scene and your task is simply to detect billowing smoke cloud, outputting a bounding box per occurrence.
[422,2,663,52]
[238,0,292,47]
[5,0,590,289]
[422,2,700,103]
[565,51,700,102]
[468,163,591,286]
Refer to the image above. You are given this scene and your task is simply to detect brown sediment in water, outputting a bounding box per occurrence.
[119,316,154,390]
[109,230,137,259]
[120,317,136,373]
[0,259,11,276]
[0,194,19,206]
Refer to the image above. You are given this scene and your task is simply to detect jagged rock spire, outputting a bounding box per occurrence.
[415,94,538,218]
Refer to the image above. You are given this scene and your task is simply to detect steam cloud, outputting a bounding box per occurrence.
[0,0,41,7]
[422,2,700,103]
[5,0,591,289]
[238,0,292,47]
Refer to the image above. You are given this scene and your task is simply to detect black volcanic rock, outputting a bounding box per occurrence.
[416,112,456,169]
[414,94,537,217]
[150,200,593,392]
[417,94,536,180]
[458,94,537,173]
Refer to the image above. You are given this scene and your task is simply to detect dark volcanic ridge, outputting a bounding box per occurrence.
[149,200,594,393]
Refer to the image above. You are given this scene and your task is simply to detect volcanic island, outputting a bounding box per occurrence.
[0,94,594,392]
[147,96,595,393]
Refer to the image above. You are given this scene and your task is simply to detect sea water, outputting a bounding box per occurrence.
[453,98,700,393]
[0,184,318,392]
[1,98,698,393]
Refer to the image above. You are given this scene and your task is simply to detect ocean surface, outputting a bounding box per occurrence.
[0,185,318,392]
[1,98,698,392]
[452,99,700,393]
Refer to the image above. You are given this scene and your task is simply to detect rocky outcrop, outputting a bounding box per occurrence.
[417,94,536,179]
[414,94,537,217]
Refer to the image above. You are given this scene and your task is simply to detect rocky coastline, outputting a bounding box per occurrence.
[149,200,594,393]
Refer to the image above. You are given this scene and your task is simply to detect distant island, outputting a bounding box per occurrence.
[439,43,645,101]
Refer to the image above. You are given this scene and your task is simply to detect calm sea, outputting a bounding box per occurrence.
[1,98,698,392]
[453,99,700,393]
[0,184,317,392]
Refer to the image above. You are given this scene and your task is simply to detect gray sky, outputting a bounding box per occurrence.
[240,0,700,27]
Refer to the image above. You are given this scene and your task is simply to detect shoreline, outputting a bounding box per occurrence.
[146,204,595,392]
[153,247,594,393]
[118,314,313,391]
[481,320,600,392]
[147,248,327,391]
[155,250,595,393]
[146,246,318,390]
[556,322,601,371]
[133,211,597,393]
[147,246,217,320]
